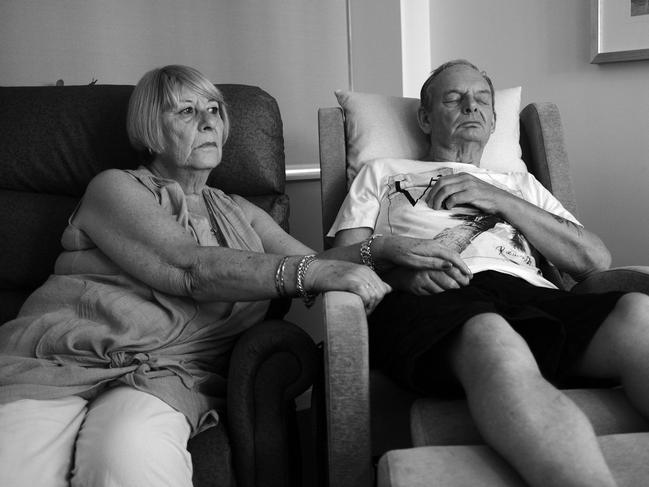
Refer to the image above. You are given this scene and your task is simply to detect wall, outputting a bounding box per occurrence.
[0,0,348,175]
[426,0,649,267]
[349,0,403,94]
[401,0,431,97]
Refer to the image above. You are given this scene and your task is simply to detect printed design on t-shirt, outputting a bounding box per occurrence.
[383,167,537,269]
[386,167,454,208]
[432,213,501,253]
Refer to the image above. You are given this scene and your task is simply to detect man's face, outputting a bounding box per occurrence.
[420,64,495,151]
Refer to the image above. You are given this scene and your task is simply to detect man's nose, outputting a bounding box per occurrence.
[462,98,478,113]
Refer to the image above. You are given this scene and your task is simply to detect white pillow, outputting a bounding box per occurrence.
[335,86,526,184]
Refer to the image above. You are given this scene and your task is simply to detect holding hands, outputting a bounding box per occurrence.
[386,266,472,295]
[374,235,472,295]
[372,235,471,275]
[355,234,472,298]
[297,234,471,312]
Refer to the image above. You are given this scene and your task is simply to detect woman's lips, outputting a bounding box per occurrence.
[196,142,218,149]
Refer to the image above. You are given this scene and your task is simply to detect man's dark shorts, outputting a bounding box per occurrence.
[368,270,624,396]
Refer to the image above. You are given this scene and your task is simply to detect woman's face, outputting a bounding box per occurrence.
[158,86,225,171]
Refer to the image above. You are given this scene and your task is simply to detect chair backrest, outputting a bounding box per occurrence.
[317,101,578,289]
[0,84,287,324]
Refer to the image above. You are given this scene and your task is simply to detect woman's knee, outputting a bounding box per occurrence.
[0,396,87,487]
[72,387,193,487]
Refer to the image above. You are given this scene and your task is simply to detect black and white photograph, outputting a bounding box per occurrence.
[1,1,649,486]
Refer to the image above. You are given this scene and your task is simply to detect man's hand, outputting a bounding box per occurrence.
[374,235,472,276]
[424,171,611,279]
[385,266,472,295]
[424,172,511,214]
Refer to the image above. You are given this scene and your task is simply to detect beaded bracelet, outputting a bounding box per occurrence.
[296,254,317,307]
[359,234,382,271]
[274,256,289,298]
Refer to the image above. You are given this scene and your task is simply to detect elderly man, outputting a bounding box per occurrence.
[329,59,649,487]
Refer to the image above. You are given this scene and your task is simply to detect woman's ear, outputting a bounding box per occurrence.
[417,106,433,134]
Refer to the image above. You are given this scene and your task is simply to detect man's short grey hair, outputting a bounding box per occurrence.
[419,59,496,122]
[127,65,230,160]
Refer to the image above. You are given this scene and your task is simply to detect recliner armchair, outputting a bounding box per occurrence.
[317,98,649,487]
[0,83,317,487]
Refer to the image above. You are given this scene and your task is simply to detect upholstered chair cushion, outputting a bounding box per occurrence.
[0,84,288,325]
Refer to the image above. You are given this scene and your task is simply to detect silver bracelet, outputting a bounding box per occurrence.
[359,234,382,271]
[296,254,317,307]
[274,256,289,298]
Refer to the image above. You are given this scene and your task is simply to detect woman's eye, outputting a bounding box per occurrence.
[180,107,194,115]
[208,106,219,114]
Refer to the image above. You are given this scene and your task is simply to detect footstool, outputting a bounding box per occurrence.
[377,433,649,487]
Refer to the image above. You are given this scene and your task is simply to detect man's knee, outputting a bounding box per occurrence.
[604,292,649,364]
[597,293,649,353]
[612,292,649,325]
[450,313,540,385]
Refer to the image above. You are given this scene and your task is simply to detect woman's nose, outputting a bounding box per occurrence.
[199,111,217,131]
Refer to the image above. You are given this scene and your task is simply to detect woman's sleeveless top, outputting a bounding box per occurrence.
[0,167,269,433]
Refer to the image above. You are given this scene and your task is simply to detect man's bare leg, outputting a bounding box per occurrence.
[572,292,649,415]
[448,312,617,487]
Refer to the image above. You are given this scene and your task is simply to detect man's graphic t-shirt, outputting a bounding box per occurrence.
[328,158,581,289]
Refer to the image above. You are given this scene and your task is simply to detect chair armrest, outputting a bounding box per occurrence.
[227,319,318,487]
[321,291,373,487]
[520,102,577,217]
[571,266,649,295]
[318,107,348,249]
[520,102,578,290]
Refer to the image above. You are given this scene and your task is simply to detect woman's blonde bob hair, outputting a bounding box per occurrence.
[126,65,230,158]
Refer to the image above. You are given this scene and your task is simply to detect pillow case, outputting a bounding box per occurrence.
[335,86,526,184]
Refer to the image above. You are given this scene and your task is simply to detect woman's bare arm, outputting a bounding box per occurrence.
[75,170,303,301]
[75,171,389,309]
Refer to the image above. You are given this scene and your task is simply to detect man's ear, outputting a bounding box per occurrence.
[490,109,497,133]
[417,106,433,134]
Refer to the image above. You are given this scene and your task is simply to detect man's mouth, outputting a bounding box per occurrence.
[459,121,482,128]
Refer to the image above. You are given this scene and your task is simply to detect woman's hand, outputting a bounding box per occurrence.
[373,235,472,277]
[304,260,391,314]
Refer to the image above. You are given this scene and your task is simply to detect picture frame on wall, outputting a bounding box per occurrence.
[591,0,649,63]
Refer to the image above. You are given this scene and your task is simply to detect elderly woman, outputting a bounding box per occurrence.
[0,65,466,487]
